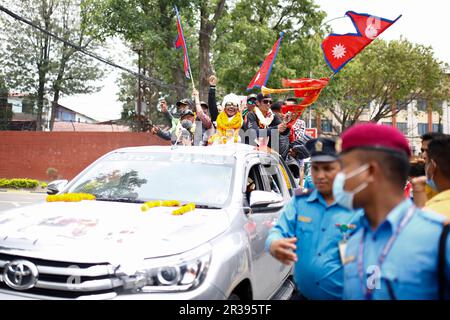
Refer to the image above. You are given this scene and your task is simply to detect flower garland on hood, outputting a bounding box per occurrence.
[254,106,274,128]
[208,111,243,145]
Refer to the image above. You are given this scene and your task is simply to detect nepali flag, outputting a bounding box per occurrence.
[247,32,284,90]
[322,11,401,74]
[174,6,191,79]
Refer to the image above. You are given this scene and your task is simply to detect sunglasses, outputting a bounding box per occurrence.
[225,103,238,108]
[247,99,256,105]
[262,99,272,104]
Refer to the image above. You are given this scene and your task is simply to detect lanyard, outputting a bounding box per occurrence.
[358,205,416,300]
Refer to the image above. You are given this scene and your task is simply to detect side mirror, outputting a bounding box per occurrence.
[249,190,284,209]
[46,179,68,195]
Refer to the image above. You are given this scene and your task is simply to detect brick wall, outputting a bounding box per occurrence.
[0,132,170,181]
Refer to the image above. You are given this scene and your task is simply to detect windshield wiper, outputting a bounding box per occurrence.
[194,204,221,210]
[95,197,144,204]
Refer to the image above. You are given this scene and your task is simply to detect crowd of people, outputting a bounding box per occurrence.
[150,75,313,184]
[149,75,450,300]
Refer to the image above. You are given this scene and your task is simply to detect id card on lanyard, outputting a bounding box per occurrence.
[358,206,416,300]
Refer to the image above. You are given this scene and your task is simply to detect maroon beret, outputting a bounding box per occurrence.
[340,123,411,156]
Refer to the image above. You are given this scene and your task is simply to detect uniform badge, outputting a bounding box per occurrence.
[336,223,356,241]
[298,216,312,223]
[315,140,323,152]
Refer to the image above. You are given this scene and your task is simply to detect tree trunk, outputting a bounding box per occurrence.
[199,4,212,101]
[36,73,46,131]
[35,0,54,131]
[50,88,60,131]
[198,0,226,101]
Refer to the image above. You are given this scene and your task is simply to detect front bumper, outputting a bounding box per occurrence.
[0,280,226,300]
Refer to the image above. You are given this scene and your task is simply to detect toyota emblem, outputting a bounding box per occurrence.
[3,260,39,290]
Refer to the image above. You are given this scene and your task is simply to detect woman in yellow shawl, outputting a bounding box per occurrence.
[208,93,243,145]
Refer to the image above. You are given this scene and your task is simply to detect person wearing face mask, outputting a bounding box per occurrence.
[152,109,196,145]
[207,93,243,145]
[335,123,450,300]
[420,136,450,218]
[266,138,363,300]
[411,133,449,207]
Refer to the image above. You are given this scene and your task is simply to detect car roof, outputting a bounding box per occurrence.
[111,144,275,160]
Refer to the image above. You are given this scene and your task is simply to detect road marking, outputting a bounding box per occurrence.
[0,201,33,206]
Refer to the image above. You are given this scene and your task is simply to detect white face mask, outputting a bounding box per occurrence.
[332,164,369,210]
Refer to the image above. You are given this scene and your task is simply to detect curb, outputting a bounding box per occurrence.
[0,189,47,194]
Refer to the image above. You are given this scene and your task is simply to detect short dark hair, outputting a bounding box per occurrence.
[270,100,284,112]
[421,132,446,142]
[428,137,450,179]
[256,93,271,102]
[356,150,410,188]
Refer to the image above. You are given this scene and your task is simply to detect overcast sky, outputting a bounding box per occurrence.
[60,0,450,121]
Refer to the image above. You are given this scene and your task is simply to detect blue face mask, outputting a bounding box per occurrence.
[333,164,370,210]
[425,162,437,191]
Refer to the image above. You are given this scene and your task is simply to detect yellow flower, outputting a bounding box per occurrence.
[46,193,96,203]
[141,200,181,212]
[172,203,196,216]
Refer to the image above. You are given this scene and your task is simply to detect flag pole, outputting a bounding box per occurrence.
[188,63,195,91]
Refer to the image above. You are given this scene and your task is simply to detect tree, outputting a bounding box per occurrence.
[0,0,104,131]
[214,0,327,95]
[48,0,104,130]
[198,0,226,100]
[82,0,326,104]
[0,75,12,130]
[317,39,449,132]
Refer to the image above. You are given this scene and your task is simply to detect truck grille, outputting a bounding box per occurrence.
[0,253,123,299]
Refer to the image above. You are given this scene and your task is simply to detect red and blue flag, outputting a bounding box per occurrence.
[174,6,191,79]
[322,11,401,74]
[247,32,284,90]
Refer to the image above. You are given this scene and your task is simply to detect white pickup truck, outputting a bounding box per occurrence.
[0,144,296,299]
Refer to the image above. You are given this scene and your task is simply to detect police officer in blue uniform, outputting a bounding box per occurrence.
[334,123,450,300]
[266,137,363,300]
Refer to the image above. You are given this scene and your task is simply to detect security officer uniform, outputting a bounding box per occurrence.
[338,124,450,300]
[343,199,450,299]
[265,138,363,300]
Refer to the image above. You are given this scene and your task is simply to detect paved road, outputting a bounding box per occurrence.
[0,191,47,212]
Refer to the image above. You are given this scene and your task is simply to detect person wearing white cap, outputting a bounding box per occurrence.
[207,93,243,145]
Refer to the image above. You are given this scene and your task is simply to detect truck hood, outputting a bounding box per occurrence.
[0,201,229,265]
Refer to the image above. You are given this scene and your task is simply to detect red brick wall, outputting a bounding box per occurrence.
[0,132,170,181]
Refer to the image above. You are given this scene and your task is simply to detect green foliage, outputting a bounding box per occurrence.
[317,39,449,131]
[214,0,327,95]
[0,178,40,189]
[0,0,105,130]
[81,0,326,111]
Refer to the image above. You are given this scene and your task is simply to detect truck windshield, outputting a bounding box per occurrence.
[67,152,235,208]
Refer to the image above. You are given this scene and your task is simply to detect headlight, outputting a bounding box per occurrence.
[119,244,212,293]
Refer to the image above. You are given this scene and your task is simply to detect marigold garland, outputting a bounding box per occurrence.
[141,200,181,212]
[208,111,243,145]
[46,193,96,202]
[172,203,196,216]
